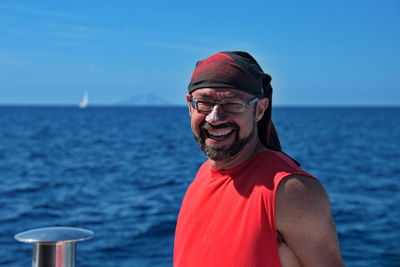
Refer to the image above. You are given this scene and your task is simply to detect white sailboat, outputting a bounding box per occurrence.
[79,92,89,108]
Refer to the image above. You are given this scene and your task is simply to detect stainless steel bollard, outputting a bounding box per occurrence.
[15,226,94,267]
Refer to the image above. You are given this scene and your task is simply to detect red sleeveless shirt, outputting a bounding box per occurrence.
[174,150,314,267]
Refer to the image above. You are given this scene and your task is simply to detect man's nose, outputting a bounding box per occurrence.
[205,104,228,124]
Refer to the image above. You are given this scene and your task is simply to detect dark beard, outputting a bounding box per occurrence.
[194,119,256,161]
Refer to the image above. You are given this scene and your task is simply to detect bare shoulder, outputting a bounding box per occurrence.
[277,175,329,214]
[276,174,344,267]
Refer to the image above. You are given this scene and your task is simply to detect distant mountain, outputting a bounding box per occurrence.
[117,93,172,106]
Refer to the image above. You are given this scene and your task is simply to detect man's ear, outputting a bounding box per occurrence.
[186,94,192,115]
[255,98,269,122]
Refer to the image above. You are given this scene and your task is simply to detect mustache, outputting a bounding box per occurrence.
[201,122,237,130]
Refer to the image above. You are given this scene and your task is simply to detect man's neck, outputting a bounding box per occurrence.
[208,140,267,171]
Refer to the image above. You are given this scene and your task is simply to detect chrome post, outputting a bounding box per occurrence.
[15,226,94,267]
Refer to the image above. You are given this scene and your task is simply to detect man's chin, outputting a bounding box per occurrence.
[194,136,231,161]
[194,125,256,162]
[203,144,234,161]
[195,136,243,162]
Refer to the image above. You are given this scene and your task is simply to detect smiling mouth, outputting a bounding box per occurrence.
[203,128,235,141]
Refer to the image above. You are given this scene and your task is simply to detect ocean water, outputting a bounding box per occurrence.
[0,106,399,267]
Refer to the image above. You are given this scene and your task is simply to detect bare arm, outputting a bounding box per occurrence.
[276,175,344,267]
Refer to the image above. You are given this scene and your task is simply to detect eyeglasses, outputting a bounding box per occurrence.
[190,97,259,114]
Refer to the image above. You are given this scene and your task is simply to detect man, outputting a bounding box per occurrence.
[174,51,344,267]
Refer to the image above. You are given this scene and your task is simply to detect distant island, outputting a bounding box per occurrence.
[117,93,180,106]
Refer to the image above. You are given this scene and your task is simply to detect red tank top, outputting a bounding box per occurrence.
[174,150,314,267]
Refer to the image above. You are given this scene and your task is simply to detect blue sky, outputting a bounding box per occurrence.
[0,0,399,106]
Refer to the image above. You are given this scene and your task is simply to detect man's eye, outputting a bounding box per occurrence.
[223,103,244,108]
[223,103,243,107]
[221,103,245,113]
[198,101,214,108]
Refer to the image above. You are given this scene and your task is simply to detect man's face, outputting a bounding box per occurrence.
[187,88,262,161]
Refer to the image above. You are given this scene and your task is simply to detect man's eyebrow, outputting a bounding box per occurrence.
[194,92,211,98]
[192,93,216,99]
[193,92,241,99]
[224,93,240,98]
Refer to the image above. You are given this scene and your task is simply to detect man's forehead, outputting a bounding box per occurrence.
[191,88,253,99]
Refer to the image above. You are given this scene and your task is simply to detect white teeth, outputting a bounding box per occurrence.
[207,129,233,137]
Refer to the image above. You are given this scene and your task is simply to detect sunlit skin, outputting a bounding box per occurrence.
[186,88,269,170]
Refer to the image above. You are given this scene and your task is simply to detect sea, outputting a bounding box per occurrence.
[0,106,399,267]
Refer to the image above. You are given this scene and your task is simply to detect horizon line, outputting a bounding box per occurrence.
[0,103,399,108]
